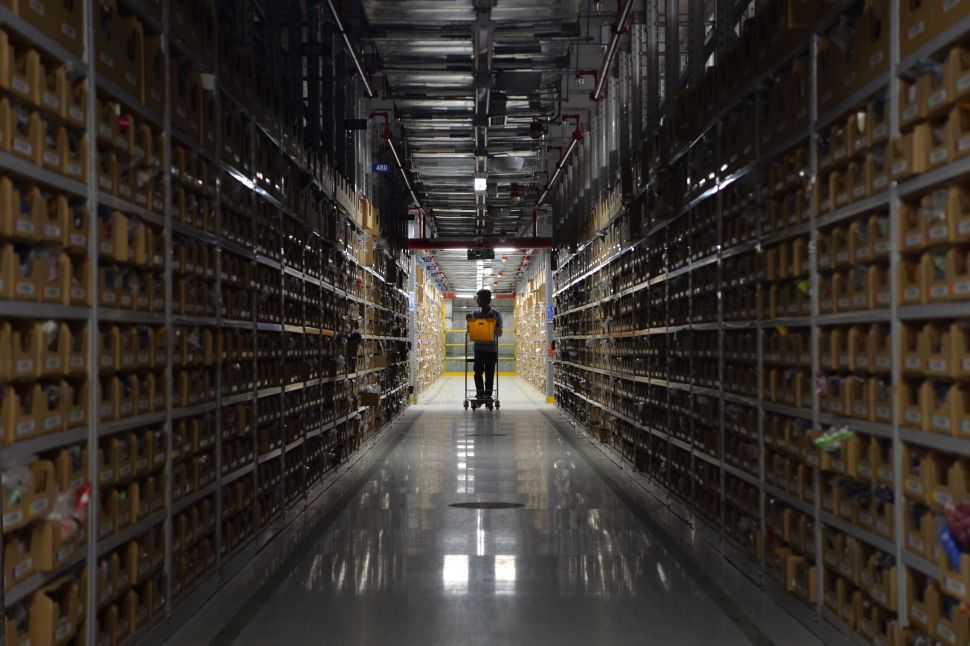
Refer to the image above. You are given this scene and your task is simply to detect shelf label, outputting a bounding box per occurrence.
[929,149,949,165]
[937,621,958,644]
[55,621,71,640]
[905,478,924,494]
[943,575,967,597]
[912,606,928,624]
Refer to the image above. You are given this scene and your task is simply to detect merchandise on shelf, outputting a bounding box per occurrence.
[514,257,549,397]
[413,261,444,397]
[551,2,970,643]
[0,1,412,642]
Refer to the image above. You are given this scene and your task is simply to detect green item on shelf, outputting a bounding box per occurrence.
[814,426,854,453]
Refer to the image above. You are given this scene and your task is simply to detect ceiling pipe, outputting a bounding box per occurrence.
[327,0,375,98]
[534,79,564,124]
[408,237,553,250]
[592,0,635,101]
[536,114,584,207]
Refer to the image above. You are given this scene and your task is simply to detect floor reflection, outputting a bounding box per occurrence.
[224,378,755,645]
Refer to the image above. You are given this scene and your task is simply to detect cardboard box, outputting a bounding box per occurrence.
[853,0,888,86]
[171,59,201,140]
[1,460,54,531]
[0,179,43,241]
[32,518,85,573]
[901,0,970,58]
[13,1,84,57]
[95,1,144,99]
[0,98,44,165]
[143,34,165,115]
[817,35,850,114]
[29,574,80,645]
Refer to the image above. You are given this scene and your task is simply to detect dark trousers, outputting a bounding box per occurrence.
[473,350,498,398]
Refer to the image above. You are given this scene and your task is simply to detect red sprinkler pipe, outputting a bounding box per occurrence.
[592,0,635,101]
[536,115,584,207]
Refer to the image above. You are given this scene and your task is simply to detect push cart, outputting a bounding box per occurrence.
[463,317,500,411]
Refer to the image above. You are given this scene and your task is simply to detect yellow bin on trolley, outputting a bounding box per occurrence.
[467,317,497,342]
[464,317,500,410]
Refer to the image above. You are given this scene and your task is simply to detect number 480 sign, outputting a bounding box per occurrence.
[372,163,391,173]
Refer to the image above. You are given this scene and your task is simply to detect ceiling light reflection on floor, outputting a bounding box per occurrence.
[495,555,517,596]
[442,554,469,595]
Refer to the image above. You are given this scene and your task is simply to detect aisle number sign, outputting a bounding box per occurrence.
[548,304,554,321]
[372,163,391,173]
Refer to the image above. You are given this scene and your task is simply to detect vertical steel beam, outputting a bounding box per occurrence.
[84,0,100,641]
[212,0,225,573]
[807,32,824,622]
[714,0,734,57]
[164,0,178,624]
[645,0,660,129]
[617,56,630,167]
[887,0,908,626]
[664,0,680,113]
[687,0,705,84]
[306,3,322,147]
[630,25,645,146]
[544,251,554,401]
[409,255,417,401]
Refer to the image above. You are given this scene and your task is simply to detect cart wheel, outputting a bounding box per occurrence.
[463,400,469,409]
[485,402,493,411]
[495,401,500,410]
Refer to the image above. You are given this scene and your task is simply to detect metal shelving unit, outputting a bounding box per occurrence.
[0,2,412,644]
[550,0,970,643]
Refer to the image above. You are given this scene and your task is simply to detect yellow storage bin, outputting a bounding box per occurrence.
[467,318,497,342]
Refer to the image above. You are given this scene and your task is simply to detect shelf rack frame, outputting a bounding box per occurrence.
[0,2,414,644]
[548,0,953,641]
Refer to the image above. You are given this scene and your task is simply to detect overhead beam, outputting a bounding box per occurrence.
[408,237,553,250]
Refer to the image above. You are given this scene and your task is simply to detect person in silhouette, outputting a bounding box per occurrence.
[467,289,503,401]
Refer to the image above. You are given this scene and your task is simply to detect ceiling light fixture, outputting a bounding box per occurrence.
[474,176,487,192]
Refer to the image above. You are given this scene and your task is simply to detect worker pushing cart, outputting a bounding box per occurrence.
[464,288,503,411]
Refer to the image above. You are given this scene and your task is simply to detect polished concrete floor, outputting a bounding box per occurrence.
[168,377,830,646]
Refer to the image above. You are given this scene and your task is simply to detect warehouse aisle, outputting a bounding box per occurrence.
[169,378,823,646]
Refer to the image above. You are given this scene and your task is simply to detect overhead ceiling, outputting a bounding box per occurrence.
[362,0,583,291]
[422,248,535,295]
